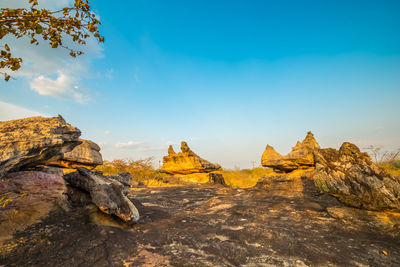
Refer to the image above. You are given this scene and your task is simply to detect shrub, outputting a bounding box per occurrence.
[95,157,164,182]
[364,146,400,178]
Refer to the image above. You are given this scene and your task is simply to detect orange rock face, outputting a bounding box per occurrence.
[162,142,221,175]
[261,132,320,172]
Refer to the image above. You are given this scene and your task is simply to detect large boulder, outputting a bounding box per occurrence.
[45,139,103,169]
[313,142,400,211]
[0,170,68,243]
[162,141,221,175]
[0,116,81,177]
[261,131,320,172]
[64,167,139,223]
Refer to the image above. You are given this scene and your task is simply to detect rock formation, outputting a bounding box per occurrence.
[64,167,139,223]
[261,131,320,172]
[45,139,103,169]
[161,142,223,184]
[313,142,400,211]
[163,142,221,175]
[0,116,81,177]
[0,170,68,243]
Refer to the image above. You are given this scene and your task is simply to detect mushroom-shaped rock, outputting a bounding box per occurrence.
[0,116,81,177]
[261,132,320,172]
[45,139,103,169]
[64,167,139,223]
[312,142,400,211]
[162,141,221,175]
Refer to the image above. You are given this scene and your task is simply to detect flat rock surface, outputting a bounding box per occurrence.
[1,178,400,266]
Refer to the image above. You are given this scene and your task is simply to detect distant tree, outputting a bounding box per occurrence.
[0,0,104,81]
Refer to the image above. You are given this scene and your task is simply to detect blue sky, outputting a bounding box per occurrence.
[1,0,400,168]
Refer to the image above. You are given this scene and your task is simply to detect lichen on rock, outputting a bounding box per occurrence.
[312,142,400,211]
[0,116,81,177]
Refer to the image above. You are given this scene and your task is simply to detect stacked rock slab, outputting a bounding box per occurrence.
[313,142,400,211]
[162,142,223,184]
[261,131,320,172]
[0,116,81,177]
[64,167,139,223]
[45,139,103,170]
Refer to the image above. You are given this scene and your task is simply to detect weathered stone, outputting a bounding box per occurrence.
[63,167,139,223]
[45,139,103,170]
[313,142,400,211]
[106,172,132,187]
[162,142,221,175]
[208,173,227,186]
[0,116,81,177]
[2,176,400,266]
[261,131,320,172]
[0,171,68,244]
[255,175,305,198]
[327,206,400,235]
[106,172,132,195]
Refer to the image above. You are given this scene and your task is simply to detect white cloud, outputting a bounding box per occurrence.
[115,141,173,151]
[0,101,46,121]
[29,72,89,103]
[115,141,146,149]
[0,0,103,103]
[104,130,112,135]
[0,0,71,9]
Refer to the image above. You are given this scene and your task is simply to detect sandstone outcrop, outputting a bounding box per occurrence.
[0,116,81,177]
[0,170,68,243]
[45,139,103,169]
[64,167,139,223]
[313,142,400,211]
[261,131,320,172]
[163,142,221,175]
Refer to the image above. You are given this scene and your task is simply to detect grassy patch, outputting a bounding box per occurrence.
[217,167,275,188]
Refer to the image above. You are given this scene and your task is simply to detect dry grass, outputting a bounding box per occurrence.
[364,146,400,179]
[219,167,315,188]
[381,161,400,178]
[95,157,163,183]
[218,167,275,188]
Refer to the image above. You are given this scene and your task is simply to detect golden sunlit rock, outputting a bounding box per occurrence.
[162,142,221,175]
[0,116,81,177]
[261,131,320,172]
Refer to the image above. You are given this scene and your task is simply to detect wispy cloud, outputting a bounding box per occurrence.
[0,101,47,121]
[30,72,89,103]
[115,141,146,149]
[115,141,173,151]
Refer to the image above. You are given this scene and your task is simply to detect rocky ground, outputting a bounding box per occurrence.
[1,176,400,267]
